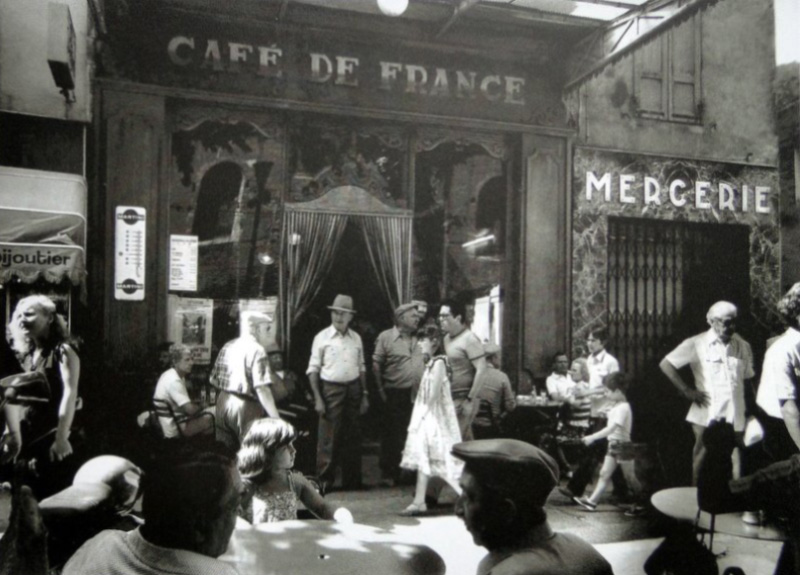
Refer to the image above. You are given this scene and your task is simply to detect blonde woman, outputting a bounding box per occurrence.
[3,295,81,496]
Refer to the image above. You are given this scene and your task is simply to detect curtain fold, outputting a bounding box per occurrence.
[357,215,412,311]
[283,210,348,327]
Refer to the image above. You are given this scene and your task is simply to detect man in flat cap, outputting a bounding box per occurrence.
[307,294,369,491]
[373,302,423,486]
[453,439,613,575]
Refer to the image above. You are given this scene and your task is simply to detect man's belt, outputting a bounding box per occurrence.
[321,378,360,385]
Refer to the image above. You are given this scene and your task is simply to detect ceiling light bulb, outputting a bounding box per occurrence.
[377,0,408,17]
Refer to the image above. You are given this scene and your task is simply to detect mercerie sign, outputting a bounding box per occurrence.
[166,35,527,106]
[586,171,772,214]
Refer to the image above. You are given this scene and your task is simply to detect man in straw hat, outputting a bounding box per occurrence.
[210,311,280,451]
[452,439,612,575]
[373,302,424,486]
[307,294,369,491]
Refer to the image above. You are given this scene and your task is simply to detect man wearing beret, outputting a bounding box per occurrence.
[453,439,613,575]
[373,302,424,486]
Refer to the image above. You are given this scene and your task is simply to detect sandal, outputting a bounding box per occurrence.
[399,502,428,516]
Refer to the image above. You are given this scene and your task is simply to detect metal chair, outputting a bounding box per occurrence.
[151,398,215,439]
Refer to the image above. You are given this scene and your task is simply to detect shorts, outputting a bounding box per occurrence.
[607,440,637,462]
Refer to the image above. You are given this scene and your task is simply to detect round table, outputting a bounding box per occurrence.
[651,487,786,541]
[221,519,446,575]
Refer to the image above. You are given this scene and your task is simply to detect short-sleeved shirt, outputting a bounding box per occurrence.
[210,335,271,397]
[444,328,484,397]
[546,373,576,400]
[477,532,613,575]
[607,401,633,443]
[473,366,516,427]
[757,327,800,419]
[61,527,239,575]
[306,325,365,383]
[665,329,754,431]
[153,368,192,439]
[587,350,620,417]
[373,327,424,390]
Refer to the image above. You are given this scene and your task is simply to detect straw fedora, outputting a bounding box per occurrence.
[328,294,356,313]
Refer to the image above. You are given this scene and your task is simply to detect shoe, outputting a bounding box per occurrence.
[558,487,575,500]
[624,505,646,517]
[399,502,428,516]
[574,497,597,511]
[741,511,762,525]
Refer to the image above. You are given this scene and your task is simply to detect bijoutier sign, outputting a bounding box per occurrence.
[167,36,527,106]
[585,171,771,214]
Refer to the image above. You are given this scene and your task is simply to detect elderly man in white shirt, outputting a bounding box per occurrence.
[307,294,369,492]
[757,283,800,459]
[660,301,755,485]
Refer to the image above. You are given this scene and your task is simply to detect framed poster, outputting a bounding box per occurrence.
[167,295,214,364]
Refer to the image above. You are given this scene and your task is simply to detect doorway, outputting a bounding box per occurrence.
[286,220,393,379]
[286,220,394,453]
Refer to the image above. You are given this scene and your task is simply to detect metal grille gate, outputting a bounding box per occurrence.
[607,217,750,378]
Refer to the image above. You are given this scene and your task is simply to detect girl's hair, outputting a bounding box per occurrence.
[237,418,298,482]
[603,371,630,396]
[569,357,589,382]
[7,295,77,357]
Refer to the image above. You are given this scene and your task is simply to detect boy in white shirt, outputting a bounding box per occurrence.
[574,372,644,516]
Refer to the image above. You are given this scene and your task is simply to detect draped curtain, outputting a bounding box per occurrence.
[283,210,348,327]
[357,215,412,311]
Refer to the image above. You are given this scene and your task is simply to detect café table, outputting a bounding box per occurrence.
[221,519,446,575]
[651,487,786,542]
[504,396,563,445]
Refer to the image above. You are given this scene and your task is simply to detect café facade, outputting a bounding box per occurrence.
[93,0,780,391]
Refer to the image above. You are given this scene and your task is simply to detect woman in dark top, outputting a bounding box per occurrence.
[3,295,81,495]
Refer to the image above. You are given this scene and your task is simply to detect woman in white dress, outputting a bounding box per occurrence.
[398,327,463,515]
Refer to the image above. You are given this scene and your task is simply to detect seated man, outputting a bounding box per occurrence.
[453,438,613,575]
[265,343,299,406]
[153,343,213,438]
[472,343,516,440]
[62,442,241,575]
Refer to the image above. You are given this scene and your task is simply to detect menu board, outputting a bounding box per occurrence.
[169,234,198,292]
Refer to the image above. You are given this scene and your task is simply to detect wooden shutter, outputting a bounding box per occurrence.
[670,16,700,119]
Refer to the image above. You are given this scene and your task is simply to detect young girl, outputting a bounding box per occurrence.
[398,327,463,516]
[237,418,351,524]
[573,372,644,516]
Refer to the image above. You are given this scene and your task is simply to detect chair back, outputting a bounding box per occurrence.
[151,398,184,438]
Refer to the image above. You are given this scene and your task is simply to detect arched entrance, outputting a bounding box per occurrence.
[280,185,413,368]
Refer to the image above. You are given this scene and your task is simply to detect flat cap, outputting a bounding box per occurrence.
[452,439,559,504]
[394,302,418,318]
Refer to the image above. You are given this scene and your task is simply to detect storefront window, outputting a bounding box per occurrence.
[169,112,285,299]
[414,130,509,305]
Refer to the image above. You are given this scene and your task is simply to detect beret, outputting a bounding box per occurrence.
[483,342,501,356]
[394,302,418,318]
[452,439,559,503]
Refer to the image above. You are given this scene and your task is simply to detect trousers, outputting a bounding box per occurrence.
[317,379,363,487]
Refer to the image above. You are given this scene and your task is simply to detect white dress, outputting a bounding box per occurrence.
[400,356,464,482]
